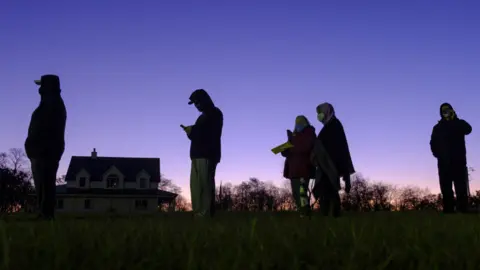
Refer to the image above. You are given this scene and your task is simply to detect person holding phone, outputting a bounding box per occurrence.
[430,103,472,213]
[181,89,223,218]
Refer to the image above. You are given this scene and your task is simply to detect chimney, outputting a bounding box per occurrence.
[91,148,97,159]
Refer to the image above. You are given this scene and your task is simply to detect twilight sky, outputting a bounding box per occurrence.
[1,0,479,198]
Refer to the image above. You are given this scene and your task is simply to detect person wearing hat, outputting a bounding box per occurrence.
[181,89,223,217]
[430,102,472,214]
[25,74,67,220]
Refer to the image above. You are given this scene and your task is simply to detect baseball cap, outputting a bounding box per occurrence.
[188,89,207,105]
[34,74,60,88]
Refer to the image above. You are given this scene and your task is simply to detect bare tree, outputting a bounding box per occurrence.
[7,148,28,173]
[0,152,7,169]
[158,176,182,194]
[57,174,66,185]
[468,167,475,179]
[158,175,190,212]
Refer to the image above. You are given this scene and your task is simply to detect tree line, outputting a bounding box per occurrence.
[211,175,480,212]
[1,147,478,213]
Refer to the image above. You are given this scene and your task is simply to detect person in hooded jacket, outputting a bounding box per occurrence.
[430,103,472,213]
[315,102,354,217]
[182,89,223,217]
[25,74,67,220]
[281,116,316,216]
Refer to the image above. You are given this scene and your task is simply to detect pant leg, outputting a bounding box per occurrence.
[35,159,59,218]
[318,177,331,216]
[319,176,341,217]
[194,159,215,217]
[290,179,302,210]
[31,159,44,214]
[452,165,469,213]
[330,180,341,217]
[43,160,59,218]
[208,161,218,217]
[299,178,309,208]
[190,160,201,214]
[299,178,311,216]
[438,165,455,213]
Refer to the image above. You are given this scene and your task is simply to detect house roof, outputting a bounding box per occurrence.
[65,156,161,182]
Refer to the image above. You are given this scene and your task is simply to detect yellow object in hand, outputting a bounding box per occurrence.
[180,124,193,134]
[271,141,294,155]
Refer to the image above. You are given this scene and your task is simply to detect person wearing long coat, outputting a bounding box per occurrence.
[313,103,355,217]
[281,115,316,215]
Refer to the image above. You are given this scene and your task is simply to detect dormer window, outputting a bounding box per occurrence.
[79,177,86,187]
[136,170,151,189]
[102,166,124,189]
[139,178,147,189]
[75,169,90,189]
[106,174,120,188]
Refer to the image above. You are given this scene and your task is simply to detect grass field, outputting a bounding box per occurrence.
[1,212,480,270]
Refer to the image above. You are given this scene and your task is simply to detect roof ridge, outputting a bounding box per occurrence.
[71,156,160,160]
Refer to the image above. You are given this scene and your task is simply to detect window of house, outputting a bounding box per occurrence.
[135,199,148,210]
[139,178,147,189]
[106,174,119,188]
[79,177,86,187]
[84,199,91,209]
[56,199,64,209]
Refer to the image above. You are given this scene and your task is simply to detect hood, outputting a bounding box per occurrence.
[295,115,311,126]
[439,102,457,120]
[188,89,215,109]
[294,115,315,132]
[316,102,335,124]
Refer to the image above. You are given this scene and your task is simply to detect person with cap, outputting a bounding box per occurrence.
[430,103,472,214]
[313,102,355,217]
[280,115,316,217]
[181,89,223,217]
[25,74,67,220]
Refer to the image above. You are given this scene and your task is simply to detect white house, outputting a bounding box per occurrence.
[53,149,176,213]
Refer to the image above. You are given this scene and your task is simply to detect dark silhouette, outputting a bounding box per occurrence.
[281,115,316,216]
[314,102,355,217]
[183,89,223,217]
[24,75,67,220]
[430,103,472,213]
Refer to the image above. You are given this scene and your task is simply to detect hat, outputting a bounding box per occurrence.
[34,74,60,88]
[188,89,208,105]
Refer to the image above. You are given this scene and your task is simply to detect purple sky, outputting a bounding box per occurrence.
[1,0,479,199]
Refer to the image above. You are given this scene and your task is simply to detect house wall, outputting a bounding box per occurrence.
[57,197,159,213]
[67,181,158,189]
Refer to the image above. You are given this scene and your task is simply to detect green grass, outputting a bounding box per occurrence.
[1,212,480,270]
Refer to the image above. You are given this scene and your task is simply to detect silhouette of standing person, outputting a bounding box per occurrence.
[430,103,472,214]
[182,89,223,217]
[25,75,67,220]
[281,115,316,216]
[314,102,355,217]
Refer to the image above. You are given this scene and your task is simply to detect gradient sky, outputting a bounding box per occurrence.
[1,0,479,199]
